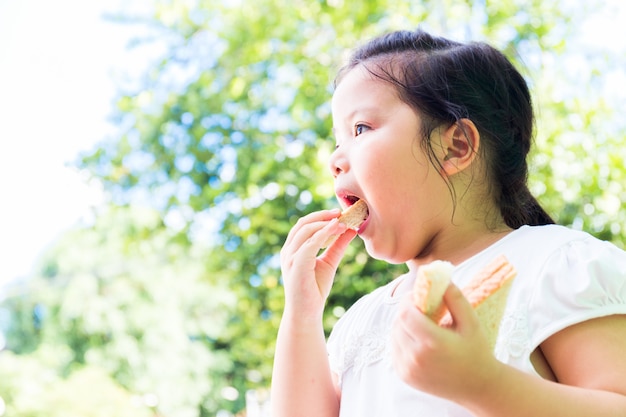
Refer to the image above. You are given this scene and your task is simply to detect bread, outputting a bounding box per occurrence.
[412,260,455,323]
[413,255,516,351]
[337,199,369,229]
[322,200,368,248]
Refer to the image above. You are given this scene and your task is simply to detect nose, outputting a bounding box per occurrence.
[328,146,349,178]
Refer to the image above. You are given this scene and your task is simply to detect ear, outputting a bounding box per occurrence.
[439,118,480,176]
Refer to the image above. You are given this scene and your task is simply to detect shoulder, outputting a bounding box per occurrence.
[510,224,626,276]
[486,225,626,368]
[455,224,622,288]
[519,227,626,392]
[508,223,598,247]
[505,223,626,302]
[495,224,625,276]
[506,225,626,344]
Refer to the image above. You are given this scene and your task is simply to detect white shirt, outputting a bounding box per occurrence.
[327,224,626,416]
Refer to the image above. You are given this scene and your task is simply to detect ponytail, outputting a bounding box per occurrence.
[500,184,554,228]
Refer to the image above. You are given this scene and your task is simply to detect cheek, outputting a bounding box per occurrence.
[359,156,397,200]
[358,141,404,176]
[364,169,420,224]
[361,150,423,196]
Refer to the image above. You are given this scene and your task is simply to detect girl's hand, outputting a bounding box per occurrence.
[390,284,503,402]
[280,209,357,322]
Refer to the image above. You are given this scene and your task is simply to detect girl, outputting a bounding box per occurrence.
[271,28,626,416]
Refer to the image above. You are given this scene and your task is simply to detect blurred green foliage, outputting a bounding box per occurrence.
[0,350,154,417]
[1,0,624,415]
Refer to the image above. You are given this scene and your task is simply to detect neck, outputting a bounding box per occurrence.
[407,221,513,271]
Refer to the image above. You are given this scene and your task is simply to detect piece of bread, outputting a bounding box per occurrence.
[412,260,455,323]
[413,255,516,351]
[337,199,369,229]
[322,200,369,248]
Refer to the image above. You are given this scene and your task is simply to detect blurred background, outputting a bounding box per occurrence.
[0,0,625,415]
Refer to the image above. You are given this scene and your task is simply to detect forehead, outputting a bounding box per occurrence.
[331,65,400,114]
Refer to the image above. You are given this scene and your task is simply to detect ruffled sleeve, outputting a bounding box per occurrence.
[527,236,626,348]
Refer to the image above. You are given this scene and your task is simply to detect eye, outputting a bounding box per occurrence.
[354,123,370,137]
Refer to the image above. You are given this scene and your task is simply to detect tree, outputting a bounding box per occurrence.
[3,206,236,415]
[3,0,625,415]
[0,351,154,417]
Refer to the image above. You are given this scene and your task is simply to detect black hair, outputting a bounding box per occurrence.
[335,28,554,228]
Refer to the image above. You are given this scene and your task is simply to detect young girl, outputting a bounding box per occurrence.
[271,29,626,416]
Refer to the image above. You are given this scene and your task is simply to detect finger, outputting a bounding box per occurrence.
[284,209,341,247]
[291,218,346,256]
[441,284,478,333]
[299,218,347,253]
[318,228,357,267]
[395,294,441,342]
[284,218,347,269]
[282,215,343,260]
[281,221,327,269]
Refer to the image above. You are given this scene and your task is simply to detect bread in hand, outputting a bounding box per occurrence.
[322,199,368,248]
[412,255,516,351]
[338,199,369,229]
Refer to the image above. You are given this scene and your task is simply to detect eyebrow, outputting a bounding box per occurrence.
[334,106,379,127]
[347,106,378,119]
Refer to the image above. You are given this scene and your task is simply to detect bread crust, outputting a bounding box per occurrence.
[322,200,369,248]
[413,260,454,323]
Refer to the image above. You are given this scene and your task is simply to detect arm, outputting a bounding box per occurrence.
[391,285,626,417]
[271,312,340,417]
[465,314,626,417]
[270,210,356,417]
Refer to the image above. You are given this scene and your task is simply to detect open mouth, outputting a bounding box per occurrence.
[336,191,370,222]
[346,195,360,206]
[347,196,370,217]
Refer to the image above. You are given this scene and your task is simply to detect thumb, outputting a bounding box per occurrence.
[441,284,479,333]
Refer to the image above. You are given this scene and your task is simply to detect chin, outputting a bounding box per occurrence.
[364,240,409,265]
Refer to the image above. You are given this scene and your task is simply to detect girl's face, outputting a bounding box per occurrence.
[330,65,454,264]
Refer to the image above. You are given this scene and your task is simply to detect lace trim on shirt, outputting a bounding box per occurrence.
[334,308,532,380]
[495,308,531,362]
[336,326,391,379]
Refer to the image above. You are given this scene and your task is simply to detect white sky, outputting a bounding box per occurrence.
[0,0,141,286]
